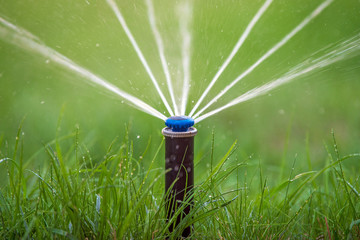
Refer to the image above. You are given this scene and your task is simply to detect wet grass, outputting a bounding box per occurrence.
[0,122,359,239]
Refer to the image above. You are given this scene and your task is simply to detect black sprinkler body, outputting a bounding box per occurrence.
[162,116,197,237]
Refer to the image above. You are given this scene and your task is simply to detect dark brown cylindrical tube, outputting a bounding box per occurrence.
[162,127,197,238]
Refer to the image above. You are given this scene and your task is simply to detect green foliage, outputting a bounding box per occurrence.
[0,124,359,239]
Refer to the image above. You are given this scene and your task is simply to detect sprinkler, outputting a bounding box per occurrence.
[162,116,197,237]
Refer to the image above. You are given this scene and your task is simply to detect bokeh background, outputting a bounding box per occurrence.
[1,0,360,186]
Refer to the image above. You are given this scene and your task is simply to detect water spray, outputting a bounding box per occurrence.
[162,116,196,237]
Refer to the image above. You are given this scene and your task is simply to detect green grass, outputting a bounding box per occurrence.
[0,123,359,239]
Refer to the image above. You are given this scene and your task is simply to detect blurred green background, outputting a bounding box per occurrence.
[0,0,360,185]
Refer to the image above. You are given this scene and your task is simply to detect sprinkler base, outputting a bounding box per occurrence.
[162,126,197,237]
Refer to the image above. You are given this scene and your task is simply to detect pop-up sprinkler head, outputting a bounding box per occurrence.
[162,116,197,238]
[165,116,195,132]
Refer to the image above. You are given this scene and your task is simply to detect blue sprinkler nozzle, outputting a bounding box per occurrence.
[165,116,195,132]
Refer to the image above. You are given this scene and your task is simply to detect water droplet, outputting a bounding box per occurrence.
[40,101,45,104]
[96,194,101,213]
[69,222,73,233]
[137,135,140,139]
[95,43,100,47]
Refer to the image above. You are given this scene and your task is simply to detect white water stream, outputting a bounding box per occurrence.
[106,0,174,116]
[194,34,360,122]
[0,16,167,120]
[189,0,273,117]
[191,0,333,119]
[145,0,179,115]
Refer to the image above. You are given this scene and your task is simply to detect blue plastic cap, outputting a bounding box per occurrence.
[165,116,195,132]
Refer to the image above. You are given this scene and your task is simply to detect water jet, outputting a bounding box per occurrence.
[162,116,196,237]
